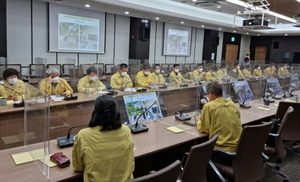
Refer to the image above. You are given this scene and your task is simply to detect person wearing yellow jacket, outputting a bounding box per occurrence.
[278,64,290,77]
[72,95,134,182]
[264,63,277,77]
[217,64,229,80]
[168,64,190,84]
[0,68,25,101]
[151,64,165,85]
[39,68,73,96]
[135,65,153,87]
[190,64,206,81]
[232,63,245,79]
[205,67,219,82]
[77,66,106,93]
[253,65,262,77]
[110,63,133,89]
[242,65,252,78]
[196,82,242,165]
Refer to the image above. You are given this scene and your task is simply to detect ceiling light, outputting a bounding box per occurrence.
[246,32,249,34]
[201,25,205,27]
[285,34,288,36]
[155,17,159,20]
[257,34,260,36]
[85,4,90,8]
[218,28,222,30]
[181,21,184,24]
[233,30,236,32]
[125,11,129,15]
[267,19,271,22]
[55,0,63,3]
[192,0,197,2]
[217,5,221,9]
[297,0,300,2]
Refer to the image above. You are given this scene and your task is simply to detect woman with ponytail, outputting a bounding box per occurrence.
[72,95,135,182]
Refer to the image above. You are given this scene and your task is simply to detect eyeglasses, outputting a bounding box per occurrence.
[205,92,210,95]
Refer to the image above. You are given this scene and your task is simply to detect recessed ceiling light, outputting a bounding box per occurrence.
[192,0,197,2]
[125,11,129,15]
[267,19,271,22]
[181,21,184,24]
[85,4,90,8]
[285,34,288,36]
[218,28,222,30]
[257,34,260,36]
[201,25,205,27]
[233,30,236,33]
[217,5,221,8]
[155,17,159,20]
[246,32,249,34]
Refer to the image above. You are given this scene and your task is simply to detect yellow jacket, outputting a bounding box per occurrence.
[253,69,262,76]
[39,78,73,96]
[0,80,25,100]
[278,67,289,76]
[77,76,106,93]
[72,125,134,182]
[232,68,245,79]
[168,71,189,84]
[216,69,228,80]
[151,72,165,85]
[264,67,276,76]
[242,69,252,78]
[135,71,152,87]
[197,97,242,152]
[191,69,205,81]
[110,72,133,89]
[205,71,219,81]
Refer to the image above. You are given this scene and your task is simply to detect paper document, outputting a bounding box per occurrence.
[98,91,110,94]
[124,88,136,92]
[166,126,184,134]
[50,95,65,100]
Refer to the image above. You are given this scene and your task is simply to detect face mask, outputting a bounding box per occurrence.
[272,66,275,70]
[155,69,160,74]
[198,69,203,72]
[121,72,127,76]
[223,69,227,72]
[52,76,61,83]
[174,69,179,73]
[257,67,260,70]
[212,72,216,75]
[237,66,240,70]
[89,76,98,81]
[144,71,150,76]
[8,78,18,85]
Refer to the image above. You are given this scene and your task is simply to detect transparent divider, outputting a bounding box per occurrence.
[0,57,7,80]
[24,83,50,179]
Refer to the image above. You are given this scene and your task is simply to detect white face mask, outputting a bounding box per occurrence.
[8,78,18,85]
[174,69,179,73]
[237,66,240,70]
[52,76,61,83]
[223,69,227,72]
[198,69,203,72]
[89,76,98,81]
[121,72,127,76]
[257,67,261,70]
[144,71,150,76]
[155,69,160,74]
[212,72,216,75]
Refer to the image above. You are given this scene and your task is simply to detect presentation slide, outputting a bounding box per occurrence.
[123,92,163,124]
[232,81,254,102]
[49,3,105,53]
[267,78,284,95]
[163,23,192,56]
[58,14,99,51]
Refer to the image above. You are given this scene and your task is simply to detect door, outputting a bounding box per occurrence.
[254,46,267,63]
[225,44,239,67]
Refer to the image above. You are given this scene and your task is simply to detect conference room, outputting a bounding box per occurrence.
[1,0,300,181]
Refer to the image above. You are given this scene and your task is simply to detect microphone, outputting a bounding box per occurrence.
[58,79,78,100]
[238,89,251,108]
[128,101,158,133]
[0,83,24,107]
[175,106,192,121]
[56,125,88,148]
[271,87,282,100]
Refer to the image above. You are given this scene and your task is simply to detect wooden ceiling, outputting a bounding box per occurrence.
[241,0,300,18]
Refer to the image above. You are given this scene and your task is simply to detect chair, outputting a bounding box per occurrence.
[30,64,45,78]
[47,64,61,75]
[93,63,104,77]
[104,64,115,75]
[0,64,22,79]
[126,160,181,182]
[62,64,75,76]
[264,106,294,182]
[80,64,92,75]
[178,135,218,182]
[212,122,272,182]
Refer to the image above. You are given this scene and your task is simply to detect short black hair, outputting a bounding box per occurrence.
[119,63,128,70]
[173,64,179,68]
[211,67,217,71]
[143,64,150,70]
[245,65,251,68]
[221,64,227,68]
[270,63,274,66]
[234,63,239,67]
[87,66,97,75]
[3,68,18,80]
[197,64,203,67]
[153,64,160,69]
[89,95,122,131]
[206,82,223,97]
[254,65,260,69]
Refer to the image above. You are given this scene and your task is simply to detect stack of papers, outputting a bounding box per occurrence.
[98,91,110,94]
[11,149,57,167]
[124,88,136,92]
[166,126,184,134]
[50,95,65,101]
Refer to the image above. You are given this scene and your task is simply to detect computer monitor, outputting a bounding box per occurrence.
[266,78,284,95]
[232,81,254,103]
[123,92,163,124]
[290,76,300,89]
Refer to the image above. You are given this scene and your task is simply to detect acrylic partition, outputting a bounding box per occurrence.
[128,59,141,76]
[24,83,50,179]
[33,57,47,81]
[0,57,7,80]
